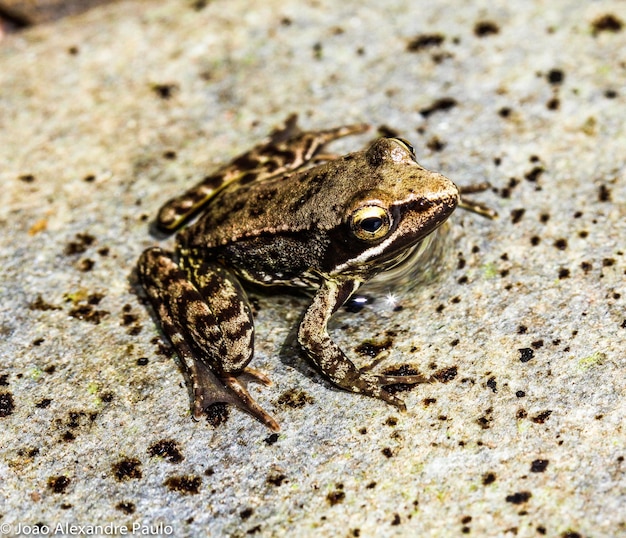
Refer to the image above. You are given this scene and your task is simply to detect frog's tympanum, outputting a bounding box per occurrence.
[138,115,489,431]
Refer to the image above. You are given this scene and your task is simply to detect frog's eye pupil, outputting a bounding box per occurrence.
[360,217,383,233]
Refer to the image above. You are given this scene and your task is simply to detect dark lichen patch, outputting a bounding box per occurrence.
[530,459,549,472]
[426,136,446,152]
[163,475,201,495]
[524,166,545,183]
[264,433,279,445]
[391,513,401,525]
[558,268,570,279]
[64,233,96,255]
[598,184,612,202]
[547,96,560,110]
[486,377,497,393]
[19,173,36,182]
[47,475,70,493]
[474,20,500,37]
[68,300,109,325]
[0,374,8,386]
[518,348,534,363]
[505,491,532,504]
[591,14,623,36]
[546,69,564,85]
[276,388,314,408]
[115,502,136,514]
[476,408,493,430]
[433,366,457,383]
[35,398,52,408]
[151,83,179,99]
[203,403,229,428]
[240,507,253,520]
[482,472,496,485]
[76,258,95,272]
[28,295,61,311]
[385,416,398,426]
[326,488,345,506]
[406,33,445,52]
[0,392,15,417]
[112,458,143,481]
[554,238,568,250]
[531,410,552,424]
[510,208,525,224]
[355,337,393,358]
[381,447,395,458]
[419,97,457,118]
[266,470,288,487]
[148,440,184,464]
[561,532,583,538]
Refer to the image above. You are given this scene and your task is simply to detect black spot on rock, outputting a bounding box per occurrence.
[530,459,549,472]
[47,476,71,493]
[505,491,532,504]
[0,392,15,417]
[148,440,184,463]
[164,474,201,494]
[112,458,143,481]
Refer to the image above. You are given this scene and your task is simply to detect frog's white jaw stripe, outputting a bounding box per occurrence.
[332,190,458,276]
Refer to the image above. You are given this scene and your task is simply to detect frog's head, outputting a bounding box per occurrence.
[328,137,459,276]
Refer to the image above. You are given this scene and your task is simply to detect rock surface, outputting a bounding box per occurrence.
[0,1,624,536]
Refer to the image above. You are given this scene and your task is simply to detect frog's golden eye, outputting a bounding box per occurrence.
[350,205,392,241]
[392,137,416,158]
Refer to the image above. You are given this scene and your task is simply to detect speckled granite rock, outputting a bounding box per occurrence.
[0,1,624,537]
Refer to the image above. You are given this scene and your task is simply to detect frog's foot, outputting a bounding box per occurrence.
[458,182,498,219]
[361,371,431,411]
[191,359,280,432]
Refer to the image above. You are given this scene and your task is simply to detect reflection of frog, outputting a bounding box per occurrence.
[138,116,490,431]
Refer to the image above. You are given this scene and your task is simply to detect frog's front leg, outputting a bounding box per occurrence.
[297,279,429,410]
[138,247,279,431]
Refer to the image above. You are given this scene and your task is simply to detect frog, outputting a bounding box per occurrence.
[138,115,493,431]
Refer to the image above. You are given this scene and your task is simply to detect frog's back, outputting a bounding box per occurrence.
[181,152,368,251]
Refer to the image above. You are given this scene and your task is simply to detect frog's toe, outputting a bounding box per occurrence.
[368,372,432,410]
[190,359,280,431]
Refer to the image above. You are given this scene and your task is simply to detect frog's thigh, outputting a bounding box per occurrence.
[180,257,254,373]
[138,248,231,364]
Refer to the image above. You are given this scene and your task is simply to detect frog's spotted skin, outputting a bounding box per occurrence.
[138,116,473,431]
[156,114,370,233]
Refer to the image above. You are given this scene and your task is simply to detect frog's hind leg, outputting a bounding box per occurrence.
[156,117,370,233]
[138,247,279,431]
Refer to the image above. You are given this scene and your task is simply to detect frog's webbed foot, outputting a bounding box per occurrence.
[138,247,280,431]
[364,372,431,411]
[190,359,280,432]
